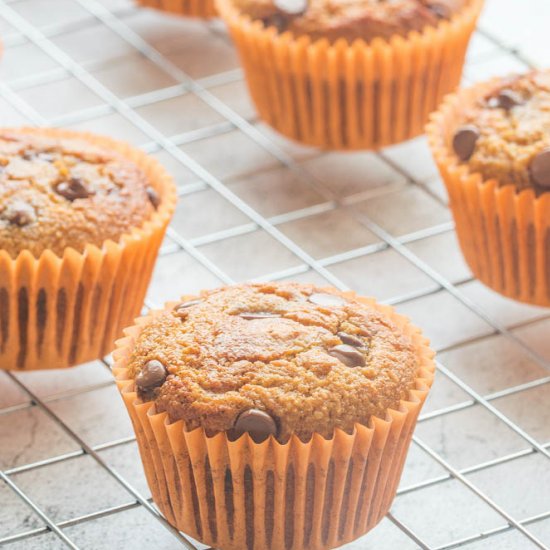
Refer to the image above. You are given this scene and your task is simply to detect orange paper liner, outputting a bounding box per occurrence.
[113,292,435,550]
[427,81,550,307]
[136,0,217,17]
[215,0,483,151]
[0,128,177,371]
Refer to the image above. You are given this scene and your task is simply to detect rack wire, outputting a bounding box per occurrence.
[0,0,549,548]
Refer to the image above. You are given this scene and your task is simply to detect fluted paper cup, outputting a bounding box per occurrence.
[113,292,435,550]
[136,0,217,17]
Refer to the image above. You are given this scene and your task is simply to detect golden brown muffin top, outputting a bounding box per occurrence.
[231,0,465,42]
[450,70,550,193]
[126,282,420,443]
[0,130,159,258]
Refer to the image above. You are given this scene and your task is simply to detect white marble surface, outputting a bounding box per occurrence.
[1,0,550,549]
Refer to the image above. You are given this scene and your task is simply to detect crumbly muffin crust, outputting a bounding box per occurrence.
[0,130,158,258]
[450,70,550,192]
[231,0,465,42]
[127,282,420,443]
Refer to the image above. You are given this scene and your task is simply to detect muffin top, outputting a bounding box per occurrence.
[450,70,550,193]
[231,0,466,42]
[126,282,420,443]
[0,130,159,258]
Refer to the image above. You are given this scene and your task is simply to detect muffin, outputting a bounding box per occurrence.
[136,0,217,18]
[233,0,465,42]
[113,282,435,550]
[427,70,550,306]
[0,128,177,370]
[216,0,483,150]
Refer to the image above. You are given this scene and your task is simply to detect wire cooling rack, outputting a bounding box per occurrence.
[1,0,550,548]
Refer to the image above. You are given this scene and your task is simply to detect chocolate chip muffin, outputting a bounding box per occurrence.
[428,71,550,307]
[0,127,176,371]
[216,0,482,150]
[450,70,550,193]
[114,282,434,549]
[232,0,466,42]
[0,130,160,258]
[126,282,420,443]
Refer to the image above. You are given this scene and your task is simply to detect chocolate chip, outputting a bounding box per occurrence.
[329,345,365,368]
[336,332,364,348]
[239,312,280,320]
[428,2,451,19]
[3,201,36,227]
[55,177,93,201]
[452,125,480,161]
[174,299,202,318]
[496,90,523,111]
[136,360,168,391]
[263,14,286,33]
[273,0,308,15]
[308,293,346,307]
[233,409,277,443]
[146,186,160,209]
[530,148,550,188]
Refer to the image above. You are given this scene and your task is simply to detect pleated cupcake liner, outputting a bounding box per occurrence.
[215,0,483,150]
[427,82,550,307]
[113,292,435,550]
[136,0,217,18]
[0,127,177,371]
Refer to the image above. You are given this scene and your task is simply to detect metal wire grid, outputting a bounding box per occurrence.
[0,0,549,548]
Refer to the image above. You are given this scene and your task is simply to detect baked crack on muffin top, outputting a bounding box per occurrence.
[0,130,159,258]
[451,70,550,193]
[127,282,420,443]
[231,0,465,42]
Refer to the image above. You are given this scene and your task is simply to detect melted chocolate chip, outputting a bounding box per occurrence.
[530,148,550,188]
[428,2,451,19]
[146,186,160,209]
[55,177,93,201]
[136,360,168,391]
[452,125,480,161]
[263,14,286,33]
[328,345,365,368]
[233,409,277,443]
[239,312,280,320]
[496,90,523,111]
[308,293,346,307]
[273,0,308,15]
[336,332,364,348]
[4,201,36,227]
[174,299,202,319]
